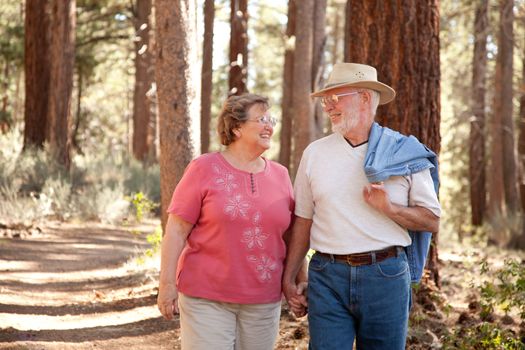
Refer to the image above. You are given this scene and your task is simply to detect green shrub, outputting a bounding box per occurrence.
[126,192,158,223]
[479,259,525,321]
[0,182,43,224]
[0,129,161,224]
[73,183,129,223]
[442,322,524,350]
[123,161,160,204]
[442,259,525,349]
[145,225,162,257]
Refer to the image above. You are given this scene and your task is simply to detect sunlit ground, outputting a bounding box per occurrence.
[0,221,163,333]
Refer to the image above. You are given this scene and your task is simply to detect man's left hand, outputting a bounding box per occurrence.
[363,182,394,215]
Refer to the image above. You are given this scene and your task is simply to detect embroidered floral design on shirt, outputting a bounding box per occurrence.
[212,157,277,284]
[213,163,239,193]
[224,193,250,220]
[242,226,269,249]
[247,254,278,282]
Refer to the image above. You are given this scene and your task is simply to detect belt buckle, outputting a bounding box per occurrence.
[345,254,367,266]
[346,252,373,266]
[345,255,354,266]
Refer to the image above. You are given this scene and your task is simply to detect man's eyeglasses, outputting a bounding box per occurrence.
[246,115,277,127]
[320,91,360,107]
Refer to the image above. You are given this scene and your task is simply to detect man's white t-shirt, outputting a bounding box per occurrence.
[294,133,441,254]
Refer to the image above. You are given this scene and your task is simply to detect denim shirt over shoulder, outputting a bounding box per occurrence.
[364,122,439,283]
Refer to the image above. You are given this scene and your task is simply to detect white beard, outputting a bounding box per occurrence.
[331,106,360,135]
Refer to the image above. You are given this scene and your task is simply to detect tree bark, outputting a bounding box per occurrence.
[155,0,198,231]
[519,36,525,215]
[47,0,76,169]
[291,0,314,177]
[514,38,525,249]
[278,0,296,169]
[469,0,488,227]
[1,63,10,133]
[23,0,50,149]
[346,0,441,286]
[147,22,158,162]
[312,0,327,140]
[488,0,517,246]
[132,0,152,162]
[201,0,214,154]
[498,0,519,216]
[71,71,83,154]
[229,0,248,95]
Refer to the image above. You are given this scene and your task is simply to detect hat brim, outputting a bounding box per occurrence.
[311,81,396,105]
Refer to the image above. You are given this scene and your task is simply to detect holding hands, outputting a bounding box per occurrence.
[284,281,308,317]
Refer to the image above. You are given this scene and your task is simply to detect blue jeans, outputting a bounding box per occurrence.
[307,250,410,350]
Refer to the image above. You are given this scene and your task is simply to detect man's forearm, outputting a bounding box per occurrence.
[387,205,439,232]
[283,217,312,285]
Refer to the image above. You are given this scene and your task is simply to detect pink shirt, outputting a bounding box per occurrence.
[167,152,294,304]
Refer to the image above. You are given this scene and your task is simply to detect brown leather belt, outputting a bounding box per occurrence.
[315,246,401,266]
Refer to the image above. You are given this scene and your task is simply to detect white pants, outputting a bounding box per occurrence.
[178,293,281,350]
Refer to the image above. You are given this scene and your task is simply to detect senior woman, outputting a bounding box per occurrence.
[157,93,298,350]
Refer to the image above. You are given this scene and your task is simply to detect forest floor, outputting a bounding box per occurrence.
[0,220,523,349]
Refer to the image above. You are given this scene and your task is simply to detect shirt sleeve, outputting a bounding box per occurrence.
[167,159,204,224]
[293,150,314,219]
[408,169,441,217]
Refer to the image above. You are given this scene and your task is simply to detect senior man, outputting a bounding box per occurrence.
[282,63,441,350]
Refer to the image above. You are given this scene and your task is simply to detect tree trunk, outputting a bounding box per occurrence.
[496,0,521,248]
[13,66,22,125]
[331,1,342,66]
[346,0,441,286]
[498,0,519,216]
[312,0,327,140]
[147,21,158,162]
[291,0,314,177]
[278,0,296,169]
[23,0,50,149]
[201,0,214,154]
[229,0,248,95]
[469,0,488,227]
[488,0,517,246]
[1,63,10,133]
[155,0,198,231]
[47,0,76,169]
[132,0,152,162]
[514,39,525,249]
[519,37,525,214]
[71,71,83,154]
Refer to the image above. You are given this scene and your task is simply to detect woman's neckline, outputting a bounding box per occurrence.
[217,151,268,175]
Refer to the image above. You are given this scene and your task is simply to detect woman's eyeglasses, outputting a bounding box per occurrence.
[246,115,277,127]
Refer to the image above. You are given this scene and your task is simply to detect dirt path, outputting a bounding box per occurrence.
[2,221,522,349]
[0,221,308,349]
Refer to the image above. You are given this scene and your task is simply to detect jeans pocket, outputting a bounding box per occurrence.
[309,254,330,271]
[376,256,409,278]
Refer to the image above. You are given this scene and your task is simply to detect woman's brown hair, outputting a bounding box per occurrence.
[217,94,269,146]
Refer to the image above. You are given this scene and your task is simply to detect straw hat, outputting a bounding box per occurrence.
[311,63,396,105]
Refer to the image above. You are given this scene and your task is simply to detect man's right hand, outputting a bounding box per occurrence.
[157,282,179,320]
[284,281,308,317]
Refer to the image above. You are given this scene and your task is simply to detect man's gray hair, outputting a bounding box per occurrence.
[369,90,380,116]
[355,88,380,116]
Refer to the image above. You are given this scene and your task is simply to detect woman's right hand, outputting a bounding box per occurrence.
[284,281,308,317]
[157,282,179,320]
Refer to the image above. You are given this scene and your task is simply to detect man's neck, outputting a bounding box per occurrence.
[343,121,373,145]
